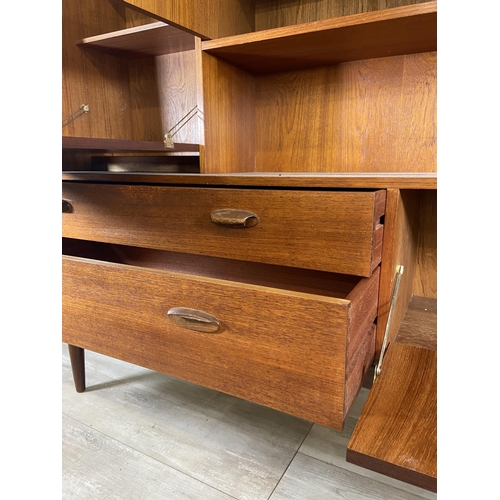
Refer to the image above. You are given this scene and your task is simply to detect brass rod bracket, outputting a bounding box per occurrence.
[374,264,404,382]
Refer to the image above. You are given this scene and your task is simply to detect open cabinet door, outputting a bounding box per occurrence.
[122,0,255,39]
[347,296,437,492]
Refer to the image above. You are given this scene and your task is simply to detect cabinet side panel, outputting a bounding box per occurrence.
[154,49,202,145]
[412,190,437,298]
[202,53,256,173]
[376,189,420,355]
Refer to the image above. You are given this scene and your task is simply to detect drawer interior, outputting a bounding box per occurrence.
[63,237,364,300]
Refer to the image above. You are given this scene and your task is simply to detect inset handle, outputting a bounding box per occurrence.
[210,209,259,228]
[62,200,72,213]
[167,307,221,333]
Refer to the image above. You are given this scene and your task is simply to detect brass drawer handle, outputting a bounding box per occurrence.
[210,209,259,228]
[167,307,221,333]
[62,199,72,213]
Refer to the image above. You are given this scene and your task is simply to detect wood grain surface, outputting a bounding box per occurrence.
[255,0,430,30]
[201,51,436,173]
[62,184,384,276]
[123,0,255,39]
[396,296,437,351]
[63,255,378,428]
[203,2,437,74]
[347,339,437,492]
[376,189,421,355]
[412,190,437,298]
[77,22,196,59]
[201,52,256,173]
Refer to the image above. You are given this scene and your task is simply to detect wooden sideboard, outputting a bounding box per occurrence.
[63,0,437,493]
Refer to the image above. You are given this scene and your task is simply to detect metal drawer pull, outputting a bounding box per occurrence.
[62,199,72,213]
[167,307,221,333]
[210,209,259,228]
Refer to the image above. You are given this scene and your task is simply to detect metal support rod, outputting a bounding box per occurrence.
[374,264,404,381]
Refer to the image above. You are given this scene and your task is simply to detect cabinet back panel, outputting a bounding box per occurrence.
[255,52,436,173]
[63,0,131,139]
[255,0,430,31]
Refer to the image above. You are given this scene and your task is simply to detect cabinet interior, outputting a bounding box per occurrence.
[62,0,437,372]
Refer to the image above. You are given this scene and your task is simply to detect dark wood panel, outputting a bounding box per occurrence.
[62,136,199,152]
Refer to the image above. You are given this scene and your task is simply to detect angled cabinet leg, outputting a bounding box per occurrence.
[68,345,86,393]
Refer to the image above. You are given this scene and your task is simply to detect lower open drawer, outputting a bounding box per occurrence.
[62,240,379,429]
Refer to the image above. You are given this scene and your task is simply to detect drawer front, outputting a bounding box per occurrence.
[62,184,385,277]
[62,256,379,429]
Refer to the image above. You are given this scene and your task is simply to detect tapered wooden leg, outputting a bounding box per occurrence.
[68,345,86,393]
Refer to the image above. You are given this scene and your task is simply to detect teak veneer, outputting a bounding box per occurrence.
[347,296,437,492]
[77,22,196,59]
[203,2,437,74]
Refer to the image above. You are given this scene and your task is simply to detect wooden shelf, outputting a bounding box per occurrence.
[347,296,437,492]
[62,137,199,153]
[61,172,437,190]
[203,2,437,74]
[77,22,196,59]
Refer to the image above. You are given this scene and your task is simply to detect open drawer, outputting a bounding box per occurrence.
[62,239,380,429]
[62,183,385,277]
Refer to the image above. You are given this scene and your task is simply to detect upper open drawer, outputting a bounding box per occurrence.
[62,183,385,276]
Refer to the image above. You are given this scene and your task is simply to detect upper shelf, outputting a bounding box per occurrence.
[62,137,199,153]
[76,22,196,59]
[203,2,437,74]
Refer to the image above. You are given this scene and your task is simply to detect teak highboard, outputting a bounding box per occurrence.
[63,0,437,493]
